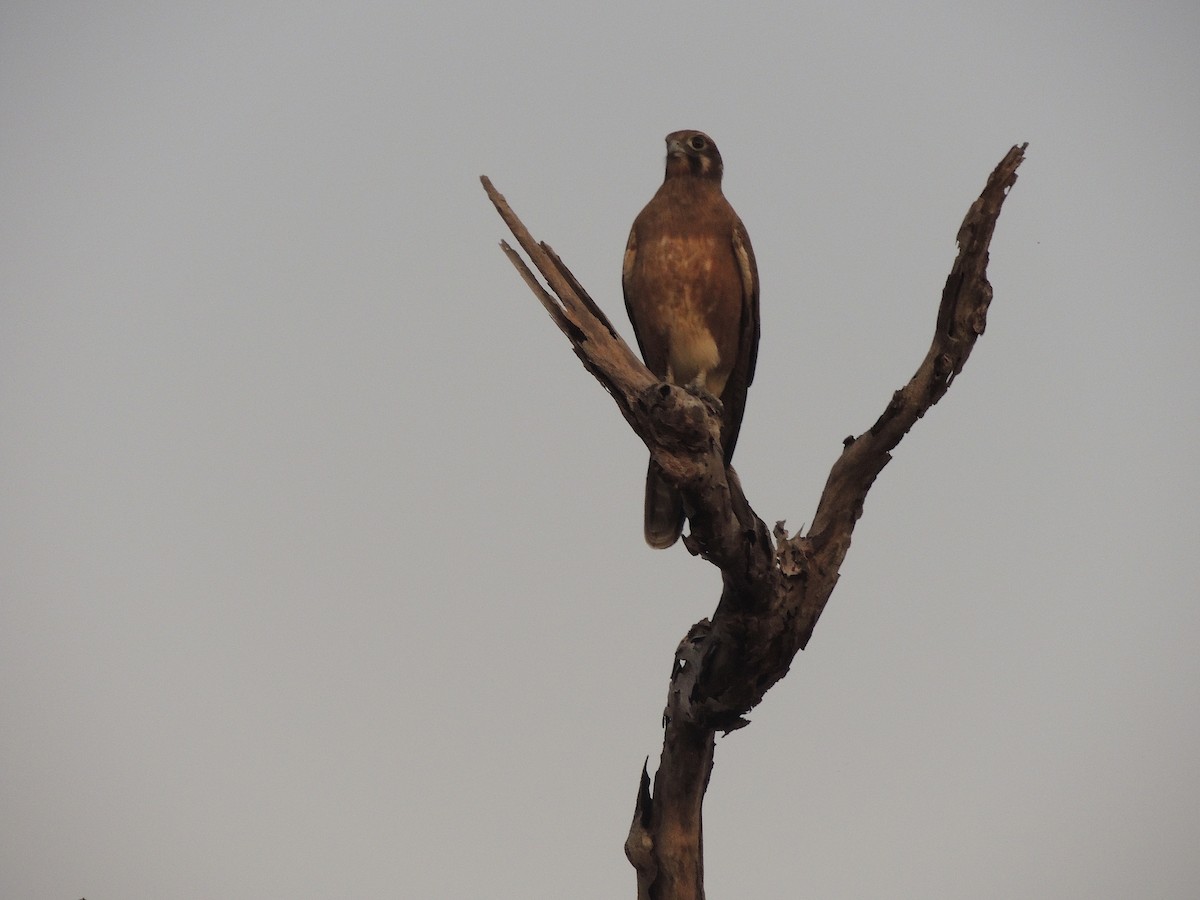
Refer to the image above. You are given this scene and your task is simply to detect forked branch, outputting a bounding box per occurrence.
[482,143,1025,900]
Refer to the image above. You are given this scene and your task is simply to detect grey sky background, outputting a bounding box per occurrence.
[3,2,1198,898]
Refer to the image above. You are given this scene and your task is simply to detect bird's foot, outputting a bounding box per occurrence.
[684,376,723,414]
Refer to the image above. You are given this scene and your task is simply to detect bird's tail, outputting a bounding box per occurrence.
[644,458,684,549]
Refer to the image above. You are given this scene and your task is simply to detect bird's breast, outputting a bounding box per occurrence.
[634,232,738,393]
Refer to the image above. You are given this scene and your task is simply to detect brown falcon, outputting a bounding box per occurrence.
[623,130,760,548]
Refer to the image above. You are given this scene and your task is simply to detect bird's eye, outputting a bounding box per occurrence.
[689,135,708,151]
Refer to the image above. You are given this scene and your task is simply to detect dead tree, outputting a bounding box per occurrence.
[482,144,1026,900]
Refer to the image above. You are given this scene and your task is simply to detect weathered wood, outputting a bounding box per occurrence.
[482,143,1025,899]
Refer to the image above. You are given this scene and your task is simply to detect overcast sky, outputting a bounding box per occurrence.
[3,3,1198,898]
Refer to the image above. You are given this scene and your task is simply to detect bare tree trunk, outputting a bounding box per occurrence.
[483,143,1026,899]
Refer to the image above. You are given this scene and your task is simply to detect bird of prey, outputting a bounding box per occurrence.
[622,130,760,548]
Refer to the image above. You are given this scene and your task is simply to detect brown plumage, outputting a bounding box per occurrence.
[623,130,760,548]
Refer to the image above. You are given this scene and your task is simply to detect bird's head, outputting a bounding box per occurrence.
[664,130,723,182]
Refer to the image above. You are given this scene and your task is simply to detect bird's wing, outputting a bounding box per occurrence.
[720,219,760,460]
[622,224,657,370]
